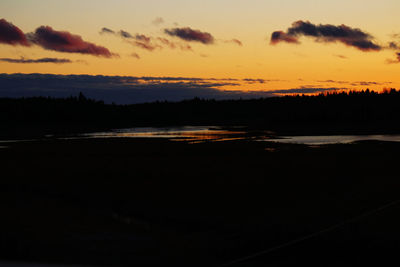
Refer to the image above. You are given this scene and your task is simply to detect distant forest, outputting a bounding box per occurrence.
[2,89,400,137]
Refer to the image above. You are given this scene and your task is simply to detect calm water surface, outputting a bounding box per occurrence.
[83,126,247,142]
[84,127,400,145]
[264,135,400,145]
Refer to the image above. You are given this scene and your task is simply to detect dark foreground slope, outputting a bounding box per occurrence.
[1,138,400,266]
[2,89,400,138]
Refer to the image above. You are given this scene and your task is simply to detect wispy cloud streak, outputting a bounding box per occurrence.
[164,27,215,44]
[225,39,243,46]
[0,57,72,64]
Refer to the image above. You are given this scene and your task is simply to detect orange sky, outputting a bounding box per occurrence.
[1,0,400,94]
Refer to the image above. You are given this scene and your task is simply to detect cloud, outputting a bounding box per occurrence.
[130,53,140,59]
[119,30,133,39]
[100,27,193,51]
[225,39,243,46]
[156,37,175,48]
[152,17,164,25]
[0,18,30,46]
[386,52,400,64]
[2,74,368,103]
[334,54,348,59]
[101,28,159,51]
[271,21,381,51]
[157,37,192,51]
[28,26,116,57]
[0,74,279,104]
[99,27,115,35]
[317,79,392,86]
[271,31,299,45]
[317,79,348,84]
[164,27,215,44]
[352,81,392,86]
[132,34,160,51]
[269,87,347,95]
[0,57,72,64]
[243,78,266,84]
[132,37,160,51]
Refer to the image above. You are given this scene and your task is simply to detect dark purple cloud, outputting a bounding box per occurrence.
[270,31,299,45]
[271,21,381,51]
[134,34,151,43]
[0,57,72,64]
[119,30,133,39]
[164,27,215,44]
[387,52,400,64]
[99,27,115,35]
[0,18,30,46]
[28,26,116,57]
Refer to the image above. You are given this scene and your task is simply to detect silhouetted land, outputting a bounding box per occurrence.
[2,89,400,139]
[2,90,400,266]
[1,138,400,266]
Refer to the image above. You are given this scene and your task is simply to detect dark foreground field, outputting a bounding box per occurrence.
[1,137,400,266]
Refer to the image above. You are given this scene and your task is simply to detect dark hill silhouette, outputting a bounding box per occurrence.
[1,89,400,137]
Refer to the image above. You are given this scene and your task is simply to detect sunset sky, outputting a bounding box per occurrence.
[1,0,400,101]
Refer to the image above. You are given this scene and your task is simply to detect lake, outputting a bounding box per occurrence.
[82,126,400,145]
[82,126,247,143]
[263,135,400,145]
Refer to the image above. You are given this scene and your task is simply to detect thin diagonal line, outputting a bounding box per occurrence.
[218,199,400,267]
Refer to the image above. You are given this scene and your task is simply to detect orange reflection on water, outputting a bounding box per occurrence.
[85,127,248,143]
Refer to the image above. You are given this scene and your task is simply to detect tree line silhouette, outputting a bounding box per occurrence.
[1,89,400,135]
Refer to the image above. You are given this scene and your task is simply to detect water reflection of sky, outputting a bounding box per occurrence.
[84,127,400,145]
[2,127,400,145]
[264,135,400,145]
[83,126,248,142]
